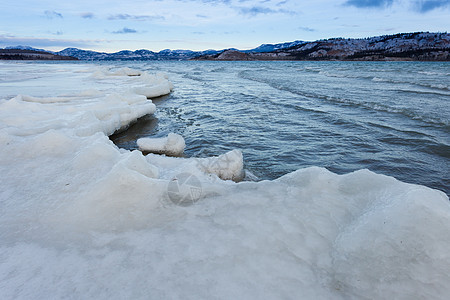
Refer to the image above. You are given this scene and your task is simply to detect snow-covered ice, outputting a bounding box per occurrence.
[0,62,449,300]
[137,133,185,156]
[195,149,245,181]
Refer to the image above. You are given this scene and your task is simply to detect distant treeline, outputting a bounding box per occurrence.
[322,31,448,42]
[194,31,450,61]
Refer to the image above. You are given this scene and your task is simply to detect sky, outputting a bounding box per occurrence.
[0,0,449,52]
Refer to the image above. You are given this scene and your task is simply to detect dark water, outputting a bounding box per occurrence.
[110,61,450,195]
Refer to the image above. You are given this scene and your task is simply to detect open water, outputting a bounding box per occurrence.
[110,61,449,195]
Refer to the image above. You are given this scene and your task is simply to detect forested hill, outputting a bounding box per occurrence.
[194,32,450,61]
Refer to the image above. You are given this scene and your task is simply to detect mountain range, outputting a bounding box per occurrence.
[1,32,449,61]
[1,41,303,61]
[195,32,450,61]
[51,40,305,61]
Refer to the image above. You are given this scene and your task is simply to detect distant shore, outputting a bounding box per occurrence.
[193,32,450,61]
[1,32,449,61]
[0,49,78,60]
[191,49,450,61]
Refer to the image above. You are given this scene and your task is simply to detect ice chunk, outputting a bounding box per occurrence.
[137,133,185,156]
[196,149,244,181]
[134,81,173,98]
[133,73,174,98]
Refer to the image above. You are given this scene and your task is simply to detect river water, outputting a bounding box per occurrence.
[110,61,449,195]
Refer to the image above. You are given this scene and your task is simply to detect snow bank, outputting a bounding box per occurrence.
[3,93,156,137]
[0,62,449,300]
[137,133,185,156]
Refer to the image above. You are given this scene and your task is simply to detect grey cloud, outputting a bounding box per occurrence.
[344,0,450,12]
[45,10,63,19]
[108,14,165,21]
[277,0,288,6]
[223,30,240,34]
[199,0,231,4]
[344,0,394,8]
[172,0,231,6]
[415,0,450,12]
[239,6,276,15]
[299,27,316,32]
[239,5,296,16]
[112,27,138,34]
[45,30,64,36]
[81,12,95,19]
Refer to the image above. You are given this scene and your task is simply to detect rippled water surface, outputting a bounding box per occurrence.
[108,61,448,195]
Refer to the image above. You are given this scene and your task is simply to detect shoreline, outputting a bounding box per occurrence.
[192,49,450,61]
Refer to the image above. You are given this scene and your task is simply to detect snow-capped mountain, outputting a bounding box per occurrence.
[56,48,111,60]
[5,45,49,52]
[282,32,450,60]
[195,32,450,61]
[53,48,221,60]
[245,40,305,53]
[51,40,312,60]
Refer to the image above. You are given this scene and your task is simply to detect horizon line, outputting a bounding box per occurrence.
[2,31,448,54]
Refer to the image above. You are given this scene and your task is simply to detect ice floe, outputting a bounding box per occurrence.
[0,62,449,300]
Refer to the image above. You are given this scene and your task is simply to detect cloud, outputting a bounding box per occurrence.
[239,6,276,15]
[344,0,393,8]
[112,27,138,34]
[44,10,63,19]
[238,5,296,16]
[415,0,450,12]
[45,30,64,36]
[344,0,449,12]
[340,24,361,27]
[196,0,231,4]
[108,14,164,21]
[223,30,240,34]
[299,26,316,32]
[0,35,102,49]
[80,12,95,19]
